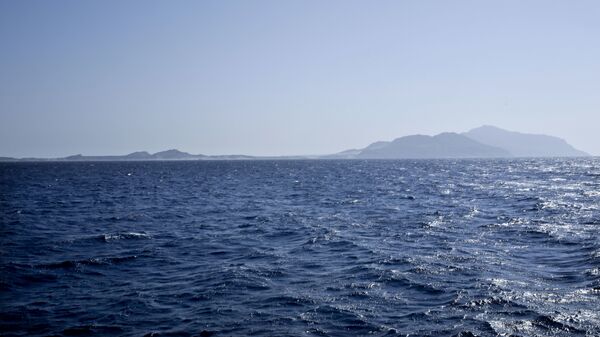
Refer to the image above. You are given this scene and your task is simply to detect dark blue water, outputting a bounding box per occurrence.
[1,159,599,337]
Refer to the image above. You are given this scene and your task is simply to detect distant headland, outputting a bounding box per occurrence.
[326,125,588,159]
[0,126,589,161]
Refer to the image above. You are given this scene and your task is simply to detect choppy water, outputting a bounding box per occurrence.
[1,159,599,337]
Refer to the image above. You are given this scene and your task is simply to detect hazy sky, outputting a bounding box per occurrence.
[1,0,599,157]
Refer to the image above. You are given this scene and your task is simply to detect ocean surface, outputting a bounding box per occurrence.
[1,159,599,337]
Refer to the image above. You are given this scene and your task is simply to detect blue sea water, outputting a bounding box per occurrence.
[1,159,599,337]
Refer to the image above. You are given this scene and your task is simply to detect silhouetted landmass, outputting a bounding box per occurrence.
[356,133,510,159]
[0,126,590,161]
[328,126,589,159]
[463,125,589,157]
[52,150,295,161]
[321,149,362,159]
[61,150,228,161]
[124,151,153,159]
[151,149,201,159]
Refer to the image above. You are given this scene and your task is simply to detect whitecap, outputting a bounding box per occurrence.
[102,232,151,241]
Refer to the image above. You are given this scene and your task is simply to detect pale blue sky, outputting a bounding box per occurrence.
[1,0,599,157]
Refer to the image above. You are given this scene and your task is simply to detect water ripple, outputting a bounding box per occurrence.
[1,159,599,336]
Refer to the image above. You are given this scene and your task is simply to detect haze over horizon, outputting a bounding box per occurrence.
[1,1,600,157]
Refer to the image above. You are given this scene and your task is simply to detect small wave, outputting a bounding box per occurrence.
[59,232,153,245]
[100,232,151,242]
[37,255,138,270]
[380,272,446,295]
[62,324,125,336]
[260,295,316,307]
[299,305,384,335]
[486,313,587,337]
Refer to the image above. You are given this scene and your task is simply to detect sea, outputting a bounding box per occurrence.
[1,159,599,337]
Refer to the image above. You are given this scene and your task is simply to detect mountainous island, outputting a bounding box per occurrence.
[463,125,589,157]
[0,126,589,161]
[327,125,588,159]
[354,132,511,159]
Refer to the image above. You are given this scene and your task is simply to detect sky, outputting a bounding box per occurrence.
[1,0,599,157]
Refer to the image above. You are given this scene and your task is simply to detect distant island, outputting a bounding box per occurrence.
[327,125,588,159]
[0,126,589,161]
[353,132,511,159]
[463,125,589,157]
